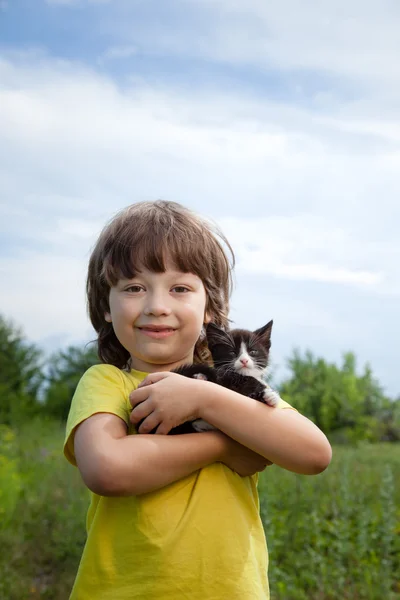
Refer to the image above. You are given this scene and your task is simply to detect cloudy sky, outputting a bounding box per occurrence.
[1,0,399,396]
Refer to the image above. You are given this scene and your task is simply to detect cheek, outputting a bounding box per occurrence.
[110,302,137,331]
[183,298,206,321]
[192,286,208,317]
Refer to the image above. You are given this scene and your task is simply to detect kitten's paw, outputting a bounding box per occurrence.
[192,418,216,432]
[263,387,280,407]
[193,373,208,381]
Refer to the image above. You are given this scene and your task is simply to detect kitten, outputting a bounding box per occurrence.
[169,320,281,435]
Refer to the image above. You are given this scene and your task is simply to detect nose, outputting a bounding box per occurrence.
[240,357,249,366]
[144,292,172,317]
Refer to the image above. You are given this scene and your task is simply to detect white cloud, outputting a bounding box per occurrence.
[240,260,380,286]
[0,252,91,342]
[1,54,399,276]
[0,37,399,393]
[95,0,400,92]
[98,45,138,64]
[224,214,399,287]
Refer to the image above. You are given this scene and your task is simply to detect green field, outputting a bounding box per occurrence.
[1,419,399,600]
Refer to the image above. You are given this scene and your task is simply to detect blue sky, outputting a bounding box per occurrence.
[1,0,400,396]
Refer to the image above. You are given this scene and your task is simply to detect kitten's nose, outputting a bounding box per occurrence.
[240,358,249,366]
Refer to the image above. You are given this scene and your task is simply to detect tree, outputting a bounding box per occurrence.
[42,344,99,421]
[0,315,43,425]
[279,349,394,442]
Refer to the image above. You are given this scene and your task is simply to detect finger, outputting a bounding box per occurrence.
[130,399,152,424]
[137,413,162,434]
[154,421,172,435]
[137,372,171,388]
[137,378,153,389]
[129,386,151,408]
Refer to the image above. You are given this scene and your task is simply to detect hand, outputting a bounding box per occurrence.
[129,372,205,435]
[220,436,273,477]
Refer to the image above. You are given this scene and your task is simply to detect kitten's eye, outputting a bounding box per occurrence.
[228,351,236,357]
[249,350,258,356]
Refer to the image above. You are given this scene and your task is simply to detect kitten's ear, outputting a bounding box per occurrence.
[205,323,228,348]
[254,320,273,347]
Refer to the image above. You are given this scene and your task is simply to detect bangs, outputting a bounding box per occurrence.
[101,215,226,285]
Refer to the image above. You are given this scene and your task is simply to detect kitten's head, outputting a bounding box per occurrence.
[206,321,273,378]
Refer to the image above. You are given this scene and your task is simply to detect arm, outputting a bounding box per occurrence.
[129,373,332,476]
[74,412,229,497]
[200,381,332,475]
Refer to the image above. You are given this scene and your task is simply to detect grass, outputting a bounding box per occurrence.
[260,445,400,599]
[0,419,399,599]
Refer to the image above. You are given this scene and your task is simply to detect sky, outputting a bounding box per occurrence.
[1,0,399,397]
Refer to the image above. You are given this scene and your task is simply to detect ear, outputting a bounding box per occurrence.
[104,312,112,323]
[254,320,273,345]
[205,322,228,348]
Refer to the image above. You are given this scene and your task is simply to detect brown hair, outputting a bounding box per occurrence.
[87,200,235,369]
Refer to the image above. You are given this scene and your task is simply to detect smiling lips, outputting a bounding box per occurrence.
[137,325,176,339]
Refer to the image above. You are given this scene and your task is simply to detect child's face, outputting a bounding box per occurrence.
[105,263,208,372]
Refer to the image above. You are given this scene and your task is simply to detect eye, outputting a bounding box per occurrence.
[125,285,143,293]
[228,351,236,357]
[172,286,190,293]
[249,350,258,356]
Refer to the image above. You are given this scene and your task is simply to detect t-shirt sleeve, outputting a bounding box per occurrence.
[63,364,134,466]
[276,396,298,411]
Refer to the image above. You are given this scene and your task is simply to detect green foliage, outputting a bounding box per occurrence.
[42,344,99,421]
[0,312,99,424]
[0,316,43,425]
[259,444,400,599]
[279,349,399,443]
[1,421,399,599]
[0,425,22,528]
[0,418,87,599]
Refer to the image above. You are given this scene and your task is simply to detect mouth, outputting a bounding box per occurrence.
[137,325,176,339]
[238,365,253,374]
[138,325,176,332]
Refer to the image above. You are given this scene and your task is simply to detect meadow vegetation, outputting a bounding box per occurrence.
[0,420,399,599]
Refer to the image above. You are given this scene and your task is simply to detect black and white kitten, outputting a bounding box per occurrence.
[169,320,281,435]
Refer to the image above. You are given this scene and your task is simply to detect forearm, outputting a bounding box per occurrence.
[200,382,332,475]
[104,431,226,496]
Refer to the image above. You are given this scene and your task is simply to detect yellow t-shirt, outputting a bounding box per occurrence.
[64,364,295,600]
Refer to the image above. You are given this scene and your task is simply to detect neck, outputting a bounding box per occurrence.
[130,355,195,373]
